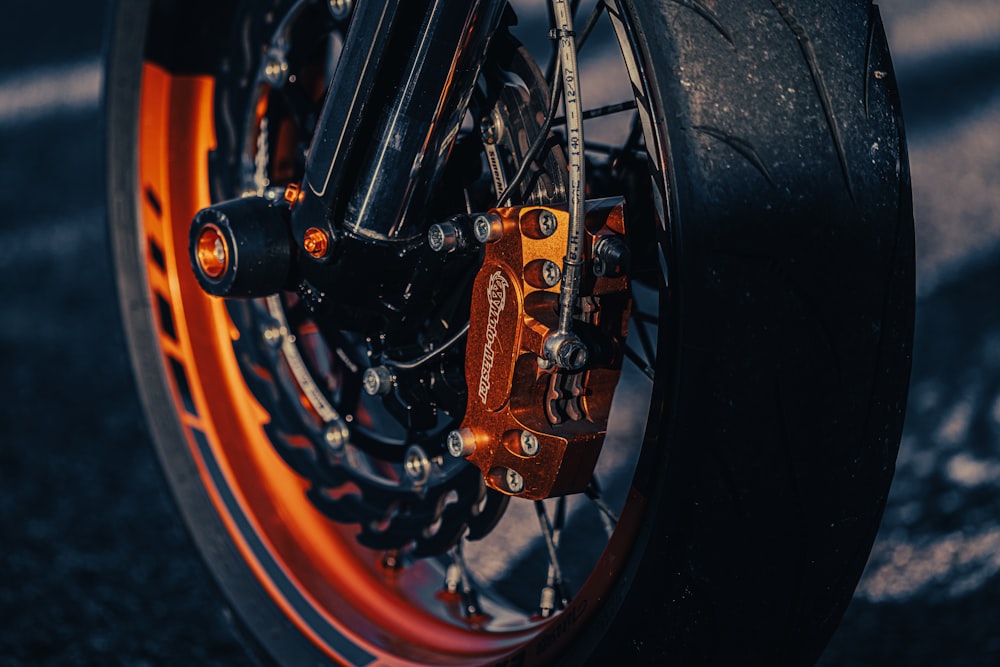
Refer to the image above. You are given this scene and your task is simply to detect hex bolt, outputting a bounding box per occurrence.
[303,227,331,259]
[446,429,476,458]
[538,210,558,238]
[593,235,630,277]
[328,0,353,20]
[473,213,503,243]
[505,468,525,494]
[404,445,431,485]
[520,431,540,456]
[363,366,393,396]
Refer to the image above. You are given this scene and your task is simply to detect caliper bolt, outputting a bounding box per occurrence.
[404,445,431,485]
[505,469,525,494]
[593,235,630,278]
[427,221,467,253]
[327,0,352,20]
[362,366,393,396]
[446,429,476,458]
[520,431,540,456]
[538,210,558,238]
[541,260,561,287]
[473,213,503,243]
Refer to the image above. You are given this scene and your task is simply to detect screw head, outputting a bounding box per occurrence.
[505,468,525,494]
[262,323,283,348]
[446,429,476,458]
[363,366,393,396]
[473,213,502,243]
[427,221,464,253]
[520,431,540,456]
[404,445,431,485]
[538,210,558,238]
[540,260,562,287]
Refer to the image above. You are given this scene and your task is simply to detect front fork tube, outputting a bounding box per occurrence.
[291,0,509,251]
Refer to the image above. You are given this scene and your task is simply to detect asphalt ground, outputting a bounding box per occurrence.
[2,1,999,664]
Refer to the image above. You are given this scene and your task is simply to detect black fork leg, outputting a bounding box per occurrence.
[291,0,509,250]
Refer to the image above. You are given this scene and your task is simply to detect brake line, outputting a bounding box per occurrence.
[543,0,589,370]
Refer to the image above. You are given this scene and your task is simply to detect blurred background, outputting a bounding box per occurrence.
[1,0,998,663]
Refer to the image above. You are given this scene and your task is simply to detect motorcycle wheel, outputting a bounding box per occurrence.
[105,0,913,665]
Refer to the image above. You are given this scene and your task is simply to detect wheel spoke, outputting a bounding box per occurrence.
[586,480,619,538]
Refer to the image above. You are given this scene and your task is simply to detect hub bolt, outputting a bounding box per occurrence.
[363,366,393,396]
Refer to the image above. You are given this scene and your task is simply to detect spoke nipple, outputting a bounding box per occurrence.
[404,445,431,485]
[444,563,463,594]
[505,468,525,494]
[446,429,476,458]
[520,431,540,457]
[362,366,393,396]
[302,227,331,259]
[473,213,503,243]
[539,586,557,618]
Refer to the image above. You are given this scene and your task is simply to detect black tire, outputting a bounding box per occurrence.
[106,0,912,665]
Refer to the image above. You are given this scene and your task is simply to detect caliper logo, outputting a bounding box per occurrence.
[478,270,509,405]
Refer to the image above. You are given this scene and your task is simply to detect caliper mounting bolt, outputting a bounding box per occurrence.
[446,429,476,458]
[362,366,393,396]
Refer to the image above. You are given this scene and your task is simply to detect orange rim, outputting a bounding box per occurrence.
[136,53,649,665]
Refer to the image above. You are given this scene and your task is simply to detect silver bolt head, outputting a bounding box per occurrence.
[262,52,289,87]
[363,366,393,396]
[505,468,525,494]
[262,324,283,347]
[404,445,431,485]
[520,431,540,456]
[473,213,502,243]
[446,428,476,458]
[427,222,462,253]
[538,210,558,238]
[540,260,562,287]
